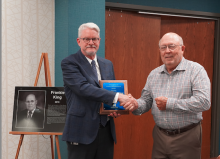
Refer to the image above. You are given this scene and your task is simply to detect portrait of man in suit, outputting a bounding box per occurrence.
[16,92,45,129]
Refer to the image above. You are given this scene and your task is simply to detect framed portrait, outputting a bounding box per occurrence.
[12,87,67,133]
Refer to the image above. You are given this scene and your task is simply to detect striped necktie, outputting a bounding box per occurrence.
[91,60,98,83]
[91,60,107,126]
[27,111,32,118]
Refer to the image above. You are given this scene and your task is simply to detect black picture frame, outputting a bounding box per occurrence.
[12,87,67,133]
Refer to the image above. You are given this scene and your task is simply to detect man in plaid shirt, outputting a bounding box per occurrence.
[124,32,211,159]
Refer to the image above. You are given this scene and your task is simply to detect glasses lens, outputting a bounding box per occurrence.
[92,38,99,43]
[168,45,177,50]
[160,46,167,51]
[83,38,90,43]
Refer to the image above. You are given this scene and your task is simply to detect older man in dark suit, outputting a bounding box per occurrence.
[16,94,44,128]
[61,22,136,159]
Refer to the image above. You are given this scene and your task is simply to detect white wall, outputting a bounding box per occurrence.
[2,0,55,158]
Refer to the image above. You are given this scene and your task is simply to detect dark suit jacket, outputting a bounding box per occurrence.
[61,50,117,144]
[16,107,44,128]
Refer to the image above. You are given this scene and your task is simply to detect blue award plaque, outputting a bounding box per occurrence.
[99,80,129,115]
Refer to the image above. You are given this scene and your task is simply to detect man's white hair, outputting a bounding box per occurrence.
[159,32,184,46]
[78,22,100,37]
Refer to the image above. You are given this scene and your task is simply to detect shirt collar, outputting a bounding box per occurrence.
[159,57,186,73]
[85,55,99,67]
[28,108,36,114]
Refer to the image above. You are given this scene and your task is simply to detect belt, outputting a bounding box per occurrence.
[99,120,110,128]
[158,122,200,136]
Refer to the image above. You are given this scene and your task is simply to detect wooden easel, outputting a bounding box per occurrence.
[9,53,62,159]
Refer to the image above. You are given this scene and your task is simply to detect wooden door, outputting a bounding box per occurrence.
[106,9,215,159]
[105,10,161,159]
[161,16,215,159]
[106,9,161,159]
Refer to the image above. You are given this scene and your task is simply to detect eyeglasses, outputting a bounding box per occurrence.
[80,38,100,43]
[159,44,182,51]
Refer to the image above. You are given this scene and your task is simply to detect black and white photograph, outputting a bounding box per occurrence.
[15,90,46,129]
[12,87,67,132]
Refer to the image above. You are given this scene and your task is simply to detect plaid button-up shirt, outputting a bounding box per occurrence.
[133,57,211,129]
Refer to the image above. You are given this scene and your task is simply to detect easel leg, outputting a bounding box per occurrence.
[50,135,55,159]
[55,135,61,159]
[15,134,24,159]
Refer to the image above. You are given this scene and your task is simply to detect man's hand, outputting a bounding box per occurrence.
[108,112,121,118]
[118,94,131,105]
[119,94,138,112]
[155,96,168,110]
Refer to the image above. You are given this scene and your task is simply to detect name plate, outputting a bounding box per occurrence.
[99,80,129,115]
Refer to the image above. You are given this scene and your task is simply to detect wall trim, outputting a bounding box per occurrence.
[106,2,220,157]
[106,2,220,18]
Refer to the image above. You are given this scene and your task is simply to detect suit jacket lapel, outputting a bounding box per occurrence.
[98,57,107,80]
[78,51,100,86]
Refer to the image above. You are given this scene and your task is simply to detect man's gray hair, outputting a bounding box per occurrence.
[78,22,100,38]
[159,32,184,46]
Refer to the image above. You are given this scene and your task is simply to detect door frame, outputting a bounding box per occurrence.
[105,2,220,157]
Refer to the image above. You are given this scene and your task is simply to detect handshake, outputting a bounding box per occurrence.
[118,93,138,112]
